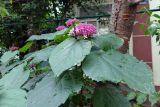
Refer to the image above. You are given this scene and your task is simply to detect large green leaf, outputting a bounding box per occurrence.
[27,71,83,107]
[93,85,131,107]
[0,60,23,75]
[82,50,155,94]
[27,28,68,41]
[93,33,124,51]
[0,63,30,89]
[49,38,91,76]
[0,89,26,107]
[25,46,55,63]
[0,51,19,63]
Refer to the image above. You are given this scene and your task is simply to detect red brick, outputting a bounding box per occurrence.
[133,36,152,62]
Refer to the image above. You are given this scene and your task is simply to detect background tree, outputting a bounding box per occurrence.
[110,0,144,53]
[0,0,101,48]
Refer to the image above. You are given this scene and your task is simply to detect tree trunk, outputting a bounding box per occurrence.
[110,0,142,53]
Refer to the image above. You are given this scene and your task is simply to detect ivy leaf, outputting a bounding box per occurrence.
[93,85,131,107]
[0,63,30,89]
[0,89,26,107]
[82,50,155,94]
[27,28,68,41]
[93,33,124,51]
[0,51,19,63]
[27,70,83,107]
[49,38,91,76]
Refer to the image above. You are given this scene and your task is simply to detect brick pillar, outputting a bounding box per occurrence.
[132,3,152,68]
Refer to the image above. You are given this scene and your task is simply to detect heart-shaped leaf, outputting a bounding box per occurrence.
[49,38,91,76]
[82,50,155,94]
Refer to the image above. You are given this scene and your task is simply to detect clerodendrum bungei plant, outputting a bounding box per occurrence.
[0,18,156,107]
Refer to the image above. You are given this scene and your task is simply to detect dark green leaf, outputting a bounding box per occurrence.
[93,85,131,107]
[153,14,160,19]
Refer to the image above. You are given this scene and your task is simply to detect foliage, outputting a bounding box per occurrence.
[0,0,55,47]
[146,11,160,44]
[143,11,160,106]
[0,0,104,48]
[0,20,156,107]
[0,0,9,16]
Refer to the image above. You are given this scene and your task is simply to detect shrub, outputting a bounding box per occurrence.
[0,19,156,107]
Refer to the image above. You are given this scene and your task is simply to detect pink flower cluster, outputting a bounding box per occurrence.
[69,23,96,37]
[65,18,79,26]
[9,46,19,51]
[56,26,66,31]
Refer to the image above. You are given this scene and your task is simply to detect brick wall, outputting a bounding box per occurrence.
[132,3,152,68]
